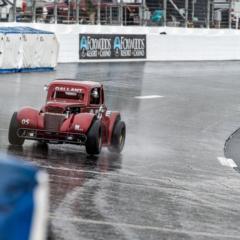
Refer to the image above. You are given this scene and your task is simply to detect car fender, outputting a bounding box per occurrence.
[107,112,121,145]
[17,107,43,129]
[61,113,96,133]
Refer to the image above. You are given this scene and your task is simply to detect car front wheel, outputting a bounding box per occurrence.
[8,112,25,146]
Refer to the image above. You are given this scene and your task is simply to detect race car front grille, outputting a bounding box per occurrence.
[44,113,65,132]
[45,106,63,114]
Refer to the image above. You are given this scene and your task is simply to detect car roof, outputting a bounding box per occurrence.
[49,79,102,90]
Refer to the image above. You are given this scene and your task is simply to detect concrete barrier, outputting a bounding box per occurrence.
[1,23,240,62]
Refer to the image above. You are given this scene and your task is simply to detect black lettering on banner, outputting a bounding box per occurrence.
[79,34,146,59]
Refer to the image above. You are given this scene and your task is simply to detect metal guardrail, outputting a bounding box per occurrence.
[0,0,240,29]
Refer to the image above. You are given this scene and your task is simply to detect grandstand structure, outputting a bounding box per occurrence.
[0,0,239,29]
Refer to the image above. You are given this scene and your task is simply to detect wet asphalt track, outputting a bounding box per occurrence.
[1,62,240,239]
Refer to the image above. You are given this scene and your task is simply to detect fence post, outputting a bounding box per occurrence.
[185,0,188,27]
[67,0,70,22]
[32,0,36,23]
[110,6,112,24]
[141,0,146,25]
[191,0,195,22]
[118,0,123,25]
[206,0,210,28]
[229,0,232,29]
[54,0,58,23]
[97,0,101,24]
[76,0,80,23]
[13,0,16,22]
[163,0,167,26]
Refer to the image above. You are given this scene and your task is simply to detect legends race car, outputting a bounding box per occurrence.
[8,79,126,155]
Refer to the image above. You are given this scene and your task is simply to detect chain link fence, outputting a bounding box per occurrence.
[0,0,240,28]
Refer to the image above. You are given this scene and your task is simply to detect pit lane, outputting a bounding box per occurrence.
[1,62,240,239]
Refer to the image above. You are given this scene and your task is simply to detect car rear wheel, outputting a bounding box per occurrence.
[108,120,126,153]
[85,120,102,155]
[8,112,25,146]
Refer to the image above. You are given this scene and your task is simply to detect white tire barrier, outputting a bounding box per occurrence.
[0,27,59,73]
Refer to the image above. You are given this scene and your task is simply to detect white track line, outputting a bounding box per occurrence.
[41,165,173,184]
[134,95,164,99]
[0,128,7,131]
[49,215,240,239]
[217,157,237,168]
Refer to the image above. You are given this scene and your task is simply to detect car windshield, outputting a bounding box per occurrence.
[54,91,84,100]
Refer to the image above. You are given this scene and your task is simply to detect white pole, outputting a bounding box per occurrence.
[185,0,188,27]
[163,0,167,26]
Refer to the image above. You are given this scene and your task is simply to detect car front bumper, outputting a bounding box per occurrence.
[17,128,87,145]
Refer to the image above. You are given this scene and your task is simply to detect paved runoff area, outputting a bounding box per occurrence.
[1,62,240,239]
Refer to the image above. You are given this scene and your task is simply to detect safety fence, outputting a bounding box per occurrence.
[0,0,240,29]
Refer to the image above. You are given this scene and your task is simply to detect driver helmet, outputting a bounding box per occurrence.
[92,88,99,98]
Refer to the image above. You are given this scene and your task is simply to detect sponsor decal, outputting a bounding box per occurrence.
[106,111,111,116]
[74,124,80,131]
[79,34,146,59]
[55,87,83,92]
[21,119,30,125]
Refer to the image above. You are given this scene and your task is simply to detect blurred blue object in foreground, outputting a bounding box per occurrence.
[0,154,48,240]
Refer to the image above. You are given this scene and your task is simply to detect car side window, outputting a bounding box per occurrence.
[90,88,101,105]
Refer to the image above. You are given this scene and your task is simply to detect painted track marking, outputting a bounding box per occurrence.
[134,95,164,99]
[49,215,240,239]
[40,165,173,184]
[217,157,237,168]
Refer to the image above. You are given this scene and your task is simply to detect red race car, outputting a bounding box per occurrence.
[8,79,126,155]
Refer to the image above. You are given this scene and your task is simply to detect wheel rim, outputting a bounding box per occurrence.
[119,128,125,148]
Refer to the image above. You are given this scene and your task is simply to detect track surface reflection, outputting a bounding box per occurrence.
[1,62,240,239]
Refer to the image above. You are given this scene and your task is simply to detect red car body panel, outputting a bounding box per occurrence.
[66,113,96,133]
[15,80,122,147]
[17,107,44,129]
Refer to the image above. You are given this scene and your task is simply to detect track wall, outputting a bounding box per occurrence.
[1,23,240,62]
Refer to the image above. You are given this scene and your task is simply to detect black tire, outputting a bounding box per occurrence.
[85,120,102,155]
[8,112,24,146]
[109,120,126,153]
